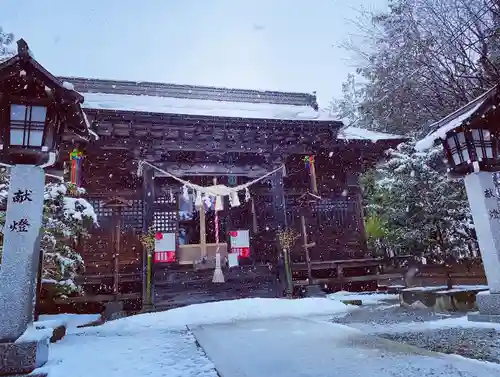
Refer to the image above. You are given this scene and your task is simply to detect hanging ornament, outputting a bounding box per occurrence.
[230,191,241,207]
[203,193,212,210]
[195,191,202,208]
[244,187,251,202]
[168,188,174,202]
[303,155,314,173]
[182,185,190,202]
[69,148,84,187]
[215,195,224,211]
[137,160,144,177]
[282,164,287,177]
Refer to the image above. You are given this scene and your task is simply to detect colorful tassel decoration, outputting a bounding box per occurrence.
[69,148,84,187]
[303,155,314,172]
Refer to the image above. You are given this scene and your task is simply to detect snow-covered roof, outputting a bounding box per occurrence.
[58,76,338,122]
[337,126,405,142]
[80,91,335,121]
[415,86,496,151]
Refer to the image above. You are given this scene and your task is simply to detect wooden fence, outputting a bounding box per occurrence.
[38,228,144,315]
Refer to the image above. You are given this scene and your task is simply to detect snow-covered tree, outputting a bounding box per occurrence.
[0,168,97,297]
[335,0,500,136]
[363,141,477,262]
[0,26,14,62]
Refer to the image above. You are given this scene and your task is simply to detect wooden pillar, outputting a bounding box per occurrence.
[112,208,122,297]
[142,167,155,233]
[270,165,287,230]
[141,168,154,307]
[347,172,367,254]
[300,214,312,282]
[309,157,318,194]
[226,175,235,237]
[199,197,207,259]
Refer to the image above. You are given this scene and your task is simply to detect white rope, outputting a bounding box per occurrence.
[45,173,64,182]
[138,160,285,197]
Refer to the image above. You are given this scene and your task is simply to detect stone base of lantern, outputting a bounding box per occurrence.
[0,339,49,376]
[468,291,500,324]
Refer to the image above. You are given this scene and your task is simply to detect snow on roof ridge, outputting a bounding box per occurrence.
[338,126,405,141]
[57,75,318,108]
[427,86,496,134]
[80,91,340,122]
[415,86,496,151]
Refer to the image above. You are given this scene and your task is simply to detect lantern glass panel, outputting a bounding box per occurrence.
[449,132,469,165]
[472,129,493,160]
[10,104,47,147]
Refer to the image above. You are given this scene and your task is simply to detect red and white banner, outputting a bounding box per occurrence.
[229,230,250,258]
[153,232,176,263]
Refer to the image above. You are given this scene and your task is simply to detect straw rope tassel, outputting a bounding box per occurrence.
[212,177,224,283]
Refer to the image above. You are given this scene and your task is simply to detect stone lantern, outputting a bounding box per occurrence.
[416,86,500,323]
[0,39,92,376]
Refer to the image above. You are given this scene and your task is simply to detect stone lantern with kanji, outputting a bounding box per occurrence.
[416,85,500,323]
[0,39,92,376]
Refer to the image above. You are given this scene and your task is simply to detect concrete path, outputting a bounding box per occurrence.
[191,317,500,377]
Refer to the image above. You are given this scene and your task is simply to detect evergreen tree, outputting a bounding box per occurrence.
[364,141,477,262]
[0,168,97,298]
[0,26,14,62]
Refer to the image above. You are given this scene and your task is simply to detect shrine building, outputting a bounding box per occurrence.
[0,39,408,309]
[55,76,405,267]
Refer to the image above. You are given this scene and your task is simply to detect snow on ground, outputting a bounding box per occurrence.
[192,316,500,377]
[329,291,399,305]
[38,313,101,330]
[35,298,352,377]
[87,297,351,335]
[40,328,218,377]
[371,314,500,334]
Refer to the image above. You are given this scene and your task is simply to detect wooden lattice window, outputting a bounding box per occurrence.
[153,192,178,233]
[87,198,144,231]
[121,200,143,230]
[87,199,113,219]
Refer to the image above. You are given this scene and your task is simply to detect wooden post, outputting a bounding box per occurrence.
[199,198,207,259]
[145,254,153,306]
[112,208,122,298]
[141,167,155,308]
[251,197,258,233]
[300,214,314,283]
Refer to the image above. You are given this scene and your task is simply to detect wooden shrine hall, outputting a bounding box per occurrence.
[52,75,405,308]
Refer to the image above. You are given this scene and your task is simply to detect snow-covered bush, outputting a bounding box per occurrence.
[362,141,478,262]
[0,169,97,297]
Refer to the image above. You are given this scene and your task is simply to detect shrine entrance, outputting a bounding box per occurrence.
[146,171,281,309]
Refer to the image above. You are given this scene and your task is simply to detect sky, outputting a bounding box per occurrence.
[1,0,388,107]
